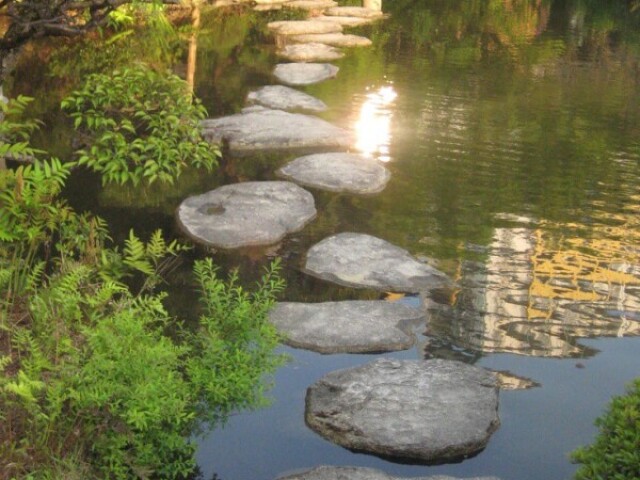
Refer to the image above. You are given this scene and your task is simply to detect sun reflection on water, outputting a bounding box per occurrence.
[355,85,397,162]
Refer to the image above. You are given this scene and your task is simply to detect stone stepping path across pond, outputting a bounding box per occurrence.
[288,32,373,47]
[268,20,343,35]
[273,62,339,85]
[277,152,390,194]
[269,300,423,353]
[246,85,328,112]
[176,181,315,249]
[277,42,345,62]
[277,466,501,480]
[305,358,500,462]
[303,232,451,293]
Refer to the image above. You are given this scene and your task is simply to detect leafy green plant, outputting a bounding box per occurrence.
[61,64,219,186]
[572,378,640,480]
[0,96,45,162]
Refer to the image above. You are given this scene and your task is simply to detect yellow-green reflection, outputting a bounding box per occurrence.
[354,85,397,162]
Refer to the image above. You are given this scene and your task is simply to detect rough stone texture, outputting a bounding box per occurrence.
[278,43,345,62]
[304,233,451,293]
[277,153,390,194]
[277,466,502,480]
[269,301,424,353]
[286,0,338,10]
[268,20,342,35]
[246,85,327,112]
[305,359,500,462]
[324,6,385,18]
[176,181,316,249]
[274,63,339,86]
[289,33,372,48]
[201,108,352,153]
[314,15,376,27]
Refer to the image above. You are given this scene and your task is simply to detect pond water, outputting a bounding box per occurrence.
[5,1,640,479]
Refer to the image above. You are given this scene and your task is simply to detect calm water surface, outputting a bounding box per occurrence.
[7,1,640,479]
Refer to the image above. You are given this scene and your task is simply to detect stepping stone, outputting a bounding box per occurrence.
[286,0,338,10]
[201,107,352,153]
[267,20,342,35]
[278,466,502,480]
[289,33,372,47]
[274,63,339,86]
[324,6,385,18]
[314,15,377,27]
[305,359,500,462]
[303,232,451,293]
[246,85,327,112]
[176,181,316,249]
[277,43,345,62]
[269,301,423,353]
[277,152,390,194]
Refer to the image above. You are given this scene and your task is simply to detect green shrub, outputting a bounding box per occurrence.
[572,378,640,480]
[0,159,285,479]
[61,64,219,186]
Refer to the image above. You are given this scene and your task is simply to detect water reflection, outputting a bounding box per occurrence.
[354,85,397,162]
[427,210,640,358]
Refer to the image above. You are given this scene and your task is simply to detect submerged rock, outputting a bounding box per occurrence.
[176,181,316,249]
[288,33,373,48]
[278,43,345,62]
[277,466,501,480]
[277,152,390,194]
[201,108,352,153]
[303,233,451,293]
[246,85,327,112]
[268,20,342,35]
[269,301,423,353]
[305,359,500,462]
[274,63,339,86]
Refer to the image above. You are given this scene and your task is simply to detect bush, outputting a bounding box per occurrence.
[61,64,219,186]
[571,378,640,480]
[0,159,285,479]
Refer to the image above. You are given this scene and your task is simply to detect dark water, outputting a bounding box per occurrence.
[6,1,640,479]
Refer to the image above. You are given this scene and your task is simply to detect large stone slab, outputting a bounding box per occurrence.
[289,33,372,48]
[176,181,316,249]
[314,15,376,27]
[274,63,339,86]
[286,0,338,10]
[268,20,342,35]
[246,85,327,112]
[269,301,423,353]
[305,359,500,462]
[324,6,385,18]
[277,152,390,194]
[277,466,501,480]
[278,43,345,62]
[201,108,352,153]
[303,233,451,293]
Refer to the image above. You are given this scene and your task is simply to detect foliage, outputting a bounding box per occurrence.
[0,96,45,162]
[571,379,640,480]
[0,156,285,479]
[61,64,219,186]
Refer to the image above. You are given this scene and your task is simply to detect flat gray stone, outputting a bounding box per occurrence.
[324,6,384,18]
[176,181,316,248]
[268,20,342,35]
[305,359,500,462]
[277,153,390,194]
[278,43,345,62]
[269,301,423,353]
[277,466,501,480]
[304,233,451,293]
[201,108,352,153]
[289,33,372,47]
[314,15,376,27]
[274,63,339,86]
[286,0,338,10]
[246,85,327,112]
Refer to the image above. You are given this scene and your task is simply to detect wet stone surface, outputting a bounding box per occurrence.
[269,300,423,353]
[278,43,345,62]
[288,32,373,48]
[201,107,352,153]
[324,6,385,18]
[176,181,316,249]
[246,85,327,112]
[305,358,500,462]
[304,232,451,293]
[274,63,339,86]
[277,466,502,480]
[277,152,390,194]
[268,20,343,35]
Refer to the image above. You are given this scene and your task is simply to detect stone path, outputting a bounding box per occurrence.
[273,62,339,85]
[247,85,328,112]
